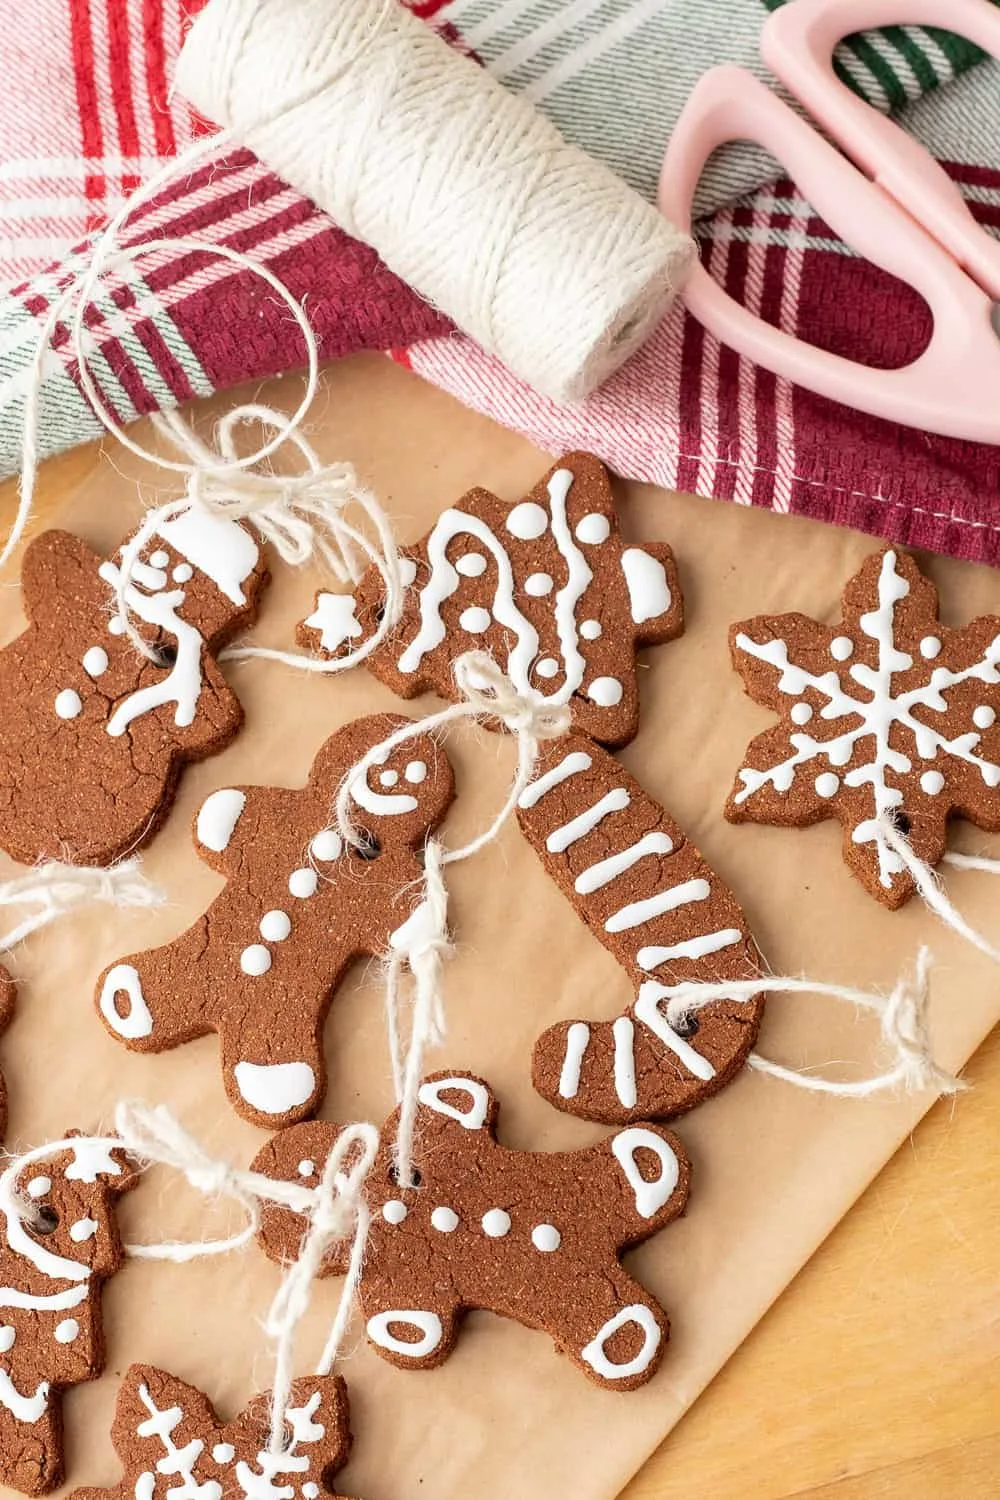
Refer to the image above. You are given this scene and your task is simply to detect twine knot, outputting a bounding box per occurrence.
[453,651,572,740]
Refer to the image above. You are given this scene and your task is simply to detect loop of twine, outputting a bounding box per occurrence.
[0,859,163,955]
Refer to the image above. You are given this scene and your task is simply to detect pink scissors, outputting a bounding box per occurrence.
[659,0,1000,444]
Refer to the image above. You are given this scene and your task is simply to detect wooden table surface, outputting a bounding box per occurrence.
[3,439,998,1500]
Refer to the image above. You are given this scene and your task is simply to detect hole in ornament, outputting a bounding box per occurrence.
[672,1013,700,1039]
[890,809,911,838]
[350,830,382,862]
[388,1163,422,1189]
[32,1205,59,1236]
[153,643,178,669]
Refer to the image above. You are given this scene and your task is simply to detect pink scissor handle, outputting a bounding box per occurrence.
[764,0,1000,299]
[659,65,1000,443]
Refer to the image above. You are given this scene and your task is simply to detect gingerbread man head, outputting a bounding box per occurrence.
[254,1072,691,1391]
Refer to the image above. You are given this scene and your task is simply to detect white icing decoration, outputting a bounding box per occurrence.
[612,1128,680,1218]
[405,760,427,784]
[197,789,246,852]
[580,619,602,640]
[830,636,854,660]
[0,1369,49,1423]
[55,689,82,719]
[66,1140,123,1183]
[0,1328,12,1352]
[588,676,623,707]
[621,548,670,623]
[531,1224,561,1253]
[575,832,674,894]
[581,1305,661,1381]
[260,910,292,942]
[605,878,710,933]
[213,1445,236,1465]
[637,930,742,968]
[108,616,126,635]
[54,1318,80,1344]
[790,702,813,725]
[399,558,418,587]
[240,945,271,976]
[634,981,717,1081]
[83,646,109,677]
[733,550,1000,889]
[70,1217,98,1242]
[575,513,610,544]
[481,1208,511,1238]
[517,750,592,809]
[382,1200,407,1225]
[304,593,363,653]
[506,501,548,540]
[156,509,259,605]
[921,770,945,795]
[546,788,630,853]
[815,772,840,798]
[612,1015,637,1109]
[379,769,399,787]
[920,636,942,659]
[535,657,559,678]
[234,1391,326,1500]
[297,1160,315,1180]
[0,1282,89,1313]
[459,605,491,634]
[525,572,553,596]
[455,552,486,577]
[136,1382,222,1500]
[289,868,318,898]
[149,551,170,569]
[430,1206,459,1233]
[233,1060,316,1114]
[309,829,343,862]
[26,1177,50,1200]
[100,964,154,1038]
[367,1310,443,1358]
[418,1077,489,1128]
[173,564,194,583]
[350,768,418,818]
[974,705,996,729]
[559,1022,590,1098]
[132,562,168,592]
[303,1487,319,1498]
[98,562,206,736]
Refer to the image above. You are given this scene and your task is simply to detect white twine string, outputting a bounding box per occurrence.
[336,651,571,1185]
[0,859,163,954]
[654,945,963,1098]
[879,816,1000,965]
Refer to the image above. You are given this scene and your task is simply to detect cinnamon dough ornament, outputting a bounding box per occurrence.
[518,735,765,1124]
[0,967,14,1139]
[0,1138,137,1494]
[0,511,268,866]
[97,714,454,1127]
[254,1072,691,1392]
[69,1364,357,1500]
[727,546,1000,907]
[298,452,683,749]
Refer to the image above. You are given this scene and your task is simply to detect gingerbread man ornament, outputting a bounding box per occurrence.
[254,1072,691,1392]
[0,510,268,867]
[97,714,454,1128]
[298,452,683,750]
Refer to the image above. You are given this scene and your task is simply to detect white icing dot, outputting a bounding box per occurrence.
[455,552,487,577]
[815,772,840,798]
[240,944,271,976]
[82,646,108,677]
[506,501,548,540]
[588,676,623,707]
[830,636,854,661]
[54,1319,79,1344]
[26,1177,51,1199]
[289,868,318,899]
[149,550,170,568]
[920,636,942,659]
[973,705,996,730]
[379,769,399,787]
[531,1224,561,1253]
[55,689,82,719]
[921,770,945,795]
[297,1159,315,1179]
[260,910,292,942]
[535,657,560,679]
[69,1218,98,1242]
[302,1486,319,1499]
[172,563,194,583]
[310,829,343,862]
[459,606,491,634]
[212,1444,235,1465]
[382,1200,407,1225]
[580,619,602,640]
[108,616,126,635]
[575,513,610,545]
[399,557,418,587]
[481,1208,511,1238]
[790,702,813,725]
[405,760,427,784]
[525,572,553,596]
[430,1206,459,1233]
[0,1328,14,1353]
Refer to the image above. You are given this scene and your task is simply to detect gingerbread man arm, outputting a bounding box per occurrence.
[19,531,109,625]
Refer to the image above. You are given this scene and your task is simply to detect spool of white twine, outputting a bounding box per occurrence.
[175,0,694,403]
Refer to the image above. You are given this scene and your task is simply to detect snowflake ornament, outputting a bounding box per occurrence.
[726,547,1000,908]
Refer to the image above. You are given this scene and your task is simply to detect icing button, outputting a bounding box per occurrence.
[55,688,82,719]
[310,829,343,862]
[430,1206,459,1233]
[531,1224,561,1253]
[289,868,318,899]
[481,1208,511,1238]
[575,513,610,545]
[382,1200,408,1225]
[580,619,602,640]
[54,1319,80,1344]
[973,705,996,730]
[82,646,109,678]
[259,910,292,942]
[240,944,272,977]
[297,1159,315,1179]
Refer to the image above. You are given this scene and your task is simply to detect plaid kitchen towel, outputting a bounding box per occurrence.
[0,0,998,566]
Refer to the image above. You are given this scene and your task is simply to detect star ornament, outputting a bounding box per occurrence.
[725,547,1000,908]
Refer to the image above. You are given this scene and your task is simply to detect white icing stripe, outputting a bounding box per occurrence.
[546,789,630,853]
[518,750,593,809]
[418,1077,490,1128]
[634,981,717,1082]
[605,878,711,932]
[367,1310,443,1358]
[621,548,671,624]
[233,1060,316,1114]
[612,1016,637,1108]
[99,564,205,735]
[546,468,592,699]
[559,1022,590,1098]
[196,788,246,852]
[611,1129,680,1218]
[100,964,154,1039]
[581,1305,661,1381]
[0,1369,49,1423]
[350,768,417,817]
[0,1281,90,1313]
[637,928,742,968]
[574,831,674,893]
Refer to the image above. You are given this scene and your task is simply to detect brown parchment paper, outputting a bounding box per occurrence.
[1,355,997,1500]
